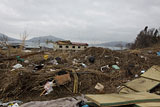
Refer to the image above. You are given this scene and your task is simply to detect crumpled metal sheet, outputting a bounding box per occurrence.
[20,96,87,107]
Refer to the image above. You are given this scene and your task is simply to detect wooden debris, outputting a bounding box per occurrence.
[141,65,160,82]
[85,92,160,106]
[72,70,78,93]
[135,102,160,107]
[124,77,159,92]
[118,86,136,94]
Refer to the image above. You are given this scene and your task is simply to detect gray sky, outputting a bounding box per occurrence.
[0,0,160,43]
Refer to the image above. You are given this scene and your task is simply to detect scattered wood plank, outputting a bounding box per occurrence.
[119,86,136,94]
[72,70,78,93]
[141,65,160,82]
[135,102,160,107]
[124,77,159,92]
[85,92,160,107]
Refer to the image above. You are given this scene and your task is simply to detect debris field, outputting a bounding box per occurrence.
[0,47,160,103]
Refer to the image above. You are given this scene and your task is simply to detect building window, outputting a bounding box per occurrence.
[59,45,62,48]
[84,46,87,48]
[72,46,75,48]
[66,46,69,48]
[78,46,81,48]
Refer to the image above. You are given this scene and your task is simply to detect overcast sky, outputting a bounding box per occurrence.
[0,0,160,43]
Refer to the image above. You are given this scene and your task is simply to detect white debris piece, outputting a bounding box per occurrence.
[95,83,104,92]
[135,74,138,78]
[23,50,32,53]
[49,60,58,65]
[24,60,29,64]
[50,69,56,72]
[101,65,109,72]
[8,103,19,107]
[81,63,87,68]
[141,70,145,74]
[12,64,23,69]
[44,81,54,95]
[72,59,78,65]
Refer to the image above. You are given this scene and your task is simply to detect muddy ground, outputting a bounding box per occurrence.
[0,47,160,103]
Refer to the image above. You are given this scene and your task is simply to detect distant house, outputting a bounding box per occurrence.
[53,40,88,51]
[24,45,40,50]
[10,43,21,48]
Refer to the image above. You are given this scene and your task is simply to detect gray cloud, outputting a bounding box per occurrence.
[0,0,160,43]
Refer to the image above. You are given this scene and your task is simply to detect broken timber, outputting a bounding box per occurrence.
[85,92,160,107]
[124,77,159,92]
[72,70,78,93]
[141,65,160,82]
[86,66,160,106]
[135,102,160,107]
[119,65,160,94]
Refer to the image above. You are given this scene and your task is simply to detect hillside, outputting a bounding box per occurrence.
[91,41,128,47]
[0,33,64,43]
[27,35,64,43]
[0,33,20,41]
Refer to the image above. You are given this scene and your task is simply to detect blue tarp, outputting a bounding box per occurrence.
[157,52,160,56]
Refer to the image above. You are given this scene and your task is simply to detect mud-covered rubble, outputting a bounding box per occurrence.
[0,47,160,103]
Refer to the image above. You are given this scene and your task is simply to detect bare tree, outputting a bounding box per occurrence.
[126,43,132,49]
[20,31,28,51]
[38,39,40,47]
[45,39,49,45]
[144,26,148,34]
[0,35,11,57]
[115,43,123,50]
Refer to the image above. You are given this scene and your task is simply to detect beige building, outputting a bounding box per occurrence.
[53,40,88,51]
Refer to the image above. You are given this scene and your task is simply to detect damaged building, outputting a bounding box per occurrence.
[53,40,88,51]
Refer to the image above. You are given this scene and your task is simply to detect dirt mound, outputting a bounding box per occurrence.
[0,68,130,103]
[72,47,156,76]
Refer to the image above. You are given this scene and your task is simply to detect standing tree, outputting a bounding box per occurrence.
[0,35,11,57]
[115,43,124,50]
[46,39,49,45]
[20,31,28,51]
[38,39,40,48]
[131,26,160,49]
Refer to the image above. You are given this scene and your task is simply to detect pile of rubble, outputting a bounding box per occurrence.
[0,47,160,106]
